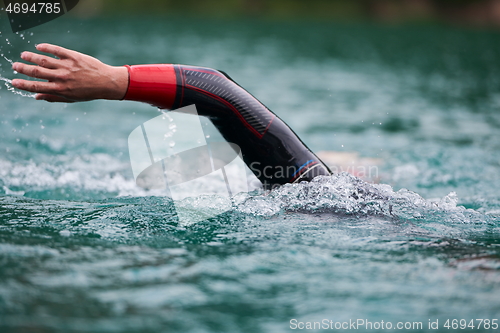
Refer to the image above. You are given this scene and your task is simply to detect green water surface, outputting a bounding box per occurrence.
[0,16,499,333]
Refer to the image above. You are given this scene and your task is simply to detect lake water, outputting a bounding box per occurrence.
[1,16,499,332]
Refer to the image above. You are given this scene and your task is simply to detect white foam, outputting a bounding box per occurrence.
[235,173,485,223]
[0,156,487,224]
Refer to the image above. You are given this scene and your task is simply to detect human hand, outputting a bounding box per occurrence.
[12,43,128,102]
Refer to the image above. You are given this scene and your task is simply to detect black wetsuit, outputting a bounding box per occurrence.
[125,64,331,188]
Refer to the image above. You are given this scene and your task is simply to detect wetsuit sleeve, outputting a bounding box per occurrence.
[123,64,331,188]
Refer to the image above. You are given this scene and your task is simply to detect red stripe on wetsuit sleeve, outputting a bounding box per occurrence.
[123,64,177,110]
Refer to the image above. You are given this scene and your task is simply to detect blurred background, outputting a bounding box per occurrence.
[71,0,500,27]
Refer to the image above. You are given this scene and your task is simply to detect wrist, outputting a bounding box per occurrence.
[103,65,129,100]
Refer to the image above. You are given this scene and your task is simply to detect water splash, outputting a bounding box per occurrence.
[0,54,36,98]
[0,75,36,98]
[235,173,486,224]
[0,32,36,98]
[1,53,13,64]
[0,149,488,224]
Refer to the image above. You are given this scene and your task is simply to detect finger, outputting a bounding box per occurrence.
[12,62,59,81]
[12,78,59,94]
[36,43,76,60]
[36,94,74,103]
[20,51,59,69]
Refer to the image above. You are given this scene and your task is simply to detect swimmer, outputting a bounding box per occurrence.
[12,43,332,188]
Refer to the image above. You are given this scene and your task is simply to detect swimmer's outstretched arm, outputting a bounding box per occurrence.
[13,43,331,187]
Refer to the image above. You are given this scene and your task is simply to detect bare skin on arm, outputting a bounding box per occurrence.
[12,43,128,102]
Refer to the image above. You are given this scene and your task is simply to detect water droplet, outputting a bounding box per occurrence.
[169,141,175,148]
